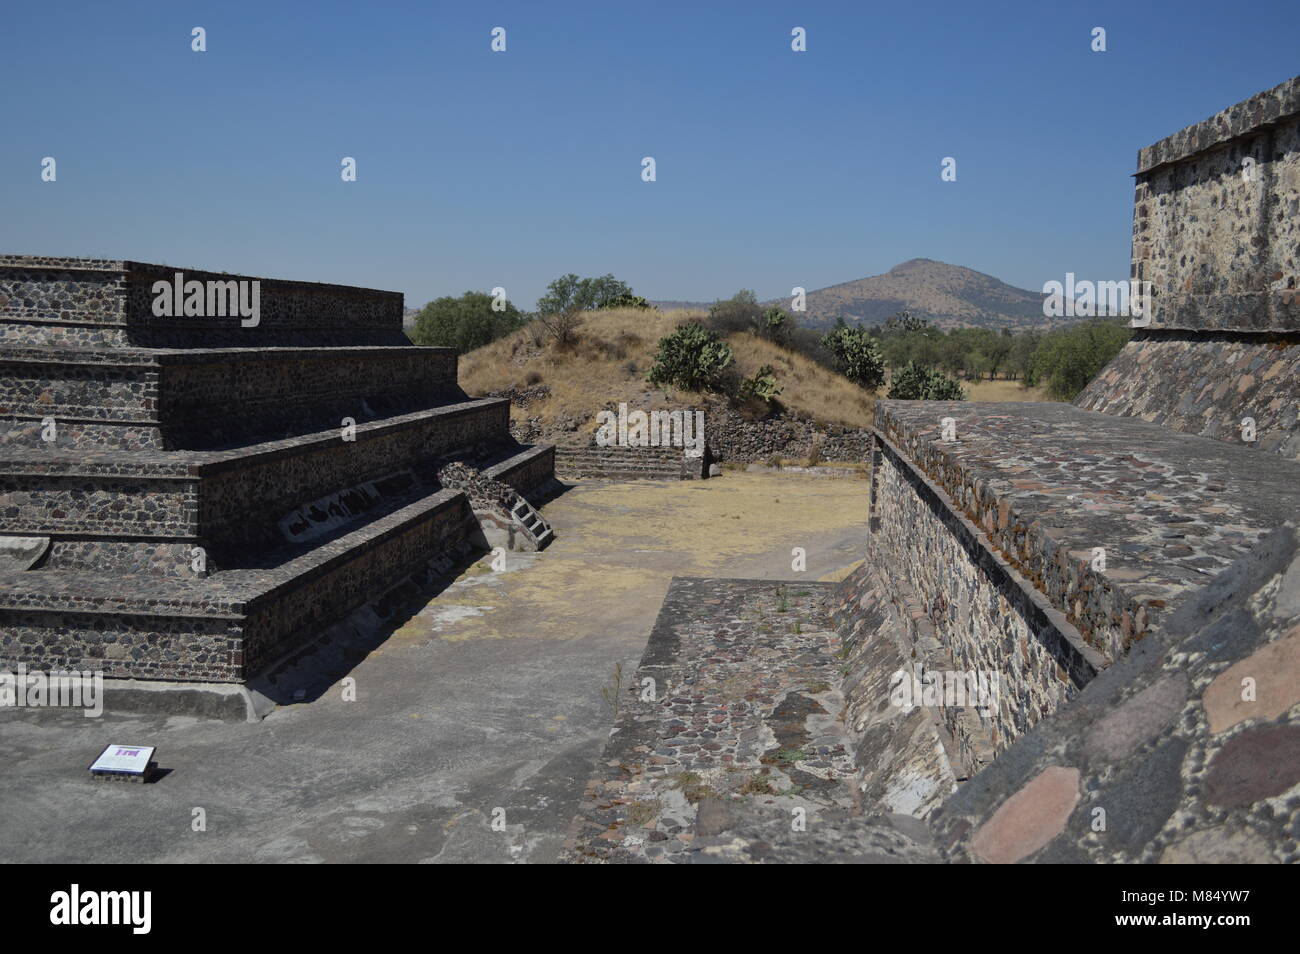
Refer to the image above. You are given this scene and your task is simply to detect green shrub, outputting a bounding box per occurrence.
[738,364,783,403]
[603,292,652,309]
[757,307,792,345]
[410,291,524,353]
[706,290,764,335]
[886,362,967,400]
[822,320,886,389]
[647,324,734,392]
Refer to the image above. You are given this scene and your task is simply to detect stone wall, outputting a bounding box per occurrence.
[0,257,408,347]
[1131,77,1300,332]
[704,405,873,463]
[932,523,1300,864]
[0,400,510,571]
[0,608,243,682]
[0,471,199,539]
[871,435,1102,757]
[0,489,480,682]
[553,442,708,480]
[1076,332,1300,460]
[1078,75,1300,458]
[830,560,961,806]
[240,490,479,677]
[158,348,458,446]
[200,400,508,554]
[482,444,557,498]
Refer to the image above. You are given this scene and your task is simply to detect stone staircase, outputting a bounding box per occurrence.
[554,442,707,481]
[509,494,553,549]
[0,256,557,685]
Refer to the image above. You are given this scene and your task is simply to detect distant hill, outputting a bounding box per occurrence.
[773,259,1048,330]
[653,259,1055,331]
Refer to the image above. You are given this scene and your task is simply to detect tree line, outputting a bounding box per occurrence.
[699,292,1130,401]
[409,278,1131,403]
[408,273,648,354]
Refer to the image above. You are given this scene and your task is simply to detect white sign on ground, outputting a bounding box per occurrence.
[89,744,155,776]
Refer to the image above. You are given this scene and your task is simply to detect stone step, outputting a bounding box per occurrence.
[0,398,512,569]
[0,484,482,682]
[555,455,682,466]
[0,256,407,348]
[553,449,686,462]
[558,470,687,481]
[556,462,682,473]
[0,344,460,450]
[480,443,557,499]
[555,451,686,463]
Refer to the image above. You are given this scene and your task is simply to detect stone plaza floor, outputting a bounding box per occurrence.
[0,472,869,863]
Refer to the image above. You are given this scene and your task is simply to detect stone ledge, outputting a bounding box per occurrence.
[0,257,407,348]
[96,678,258,722]
[873,430,1103,677]
[0,485,479,681]
[0,487,468,616]
[0,344,461,446]
[932,523,1300,864]
[0,401,511,557]
[0,255,402,300]
[481,443,557,497]
[1135,74,1300,174]
[874,400,1300,661]
[0,398,508,477]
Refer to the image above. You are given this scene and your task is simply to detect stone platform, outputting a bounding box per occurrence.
[0,256,557,689]
[868,398,1300,759]
[875,400,1300,654]
[562,576,953,863]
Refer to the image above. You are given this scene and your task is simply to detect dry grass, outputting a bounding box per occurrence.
[963,378,1050,402]
[726,331,874,427]
[458,308,1049,439]
[458,308,876,437]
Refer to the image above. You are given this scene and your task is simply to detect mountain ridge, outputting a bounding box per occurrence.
[651,259,1057,331]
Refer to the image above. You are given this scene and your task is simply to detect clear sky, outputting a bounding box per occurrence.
[4,0,1297,311]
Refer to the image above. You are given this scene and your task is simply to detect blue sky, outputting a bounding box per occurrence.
[4,0,1297,311]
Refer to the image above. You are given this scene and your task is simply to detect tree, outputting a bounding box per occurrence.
[986,329,1014,380]
[887,362,967,400]
[706,290,764,335]
[536,273,638,314]
[647,324,734,392]
[883,310,930,333]
[1030,319,1130,400]
[823,319,886,389]
[1011,329,1042,383]
[532,273,642,347]
[938,334,970,378]
[410,291,524,353]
